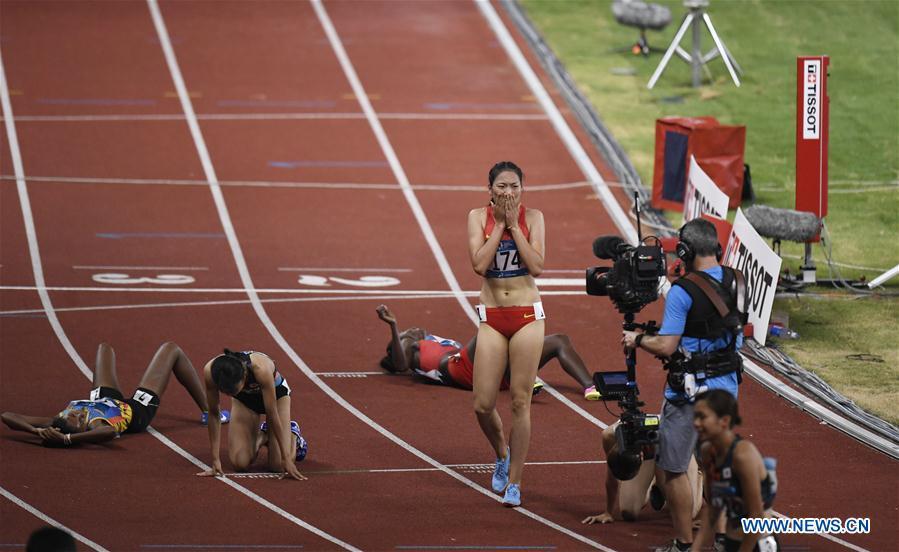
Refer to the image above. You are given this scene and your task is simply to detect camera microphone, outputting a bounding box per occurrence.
[744,205,822,243]
[592,235,627,259]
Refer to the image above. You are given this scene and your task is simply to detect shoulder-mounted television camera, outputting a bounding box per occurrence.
[586,236,666,315]
[585,197,666,315]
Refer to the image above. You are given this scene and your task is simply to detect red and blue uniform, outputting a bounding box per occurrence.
[478,204,546,338]
[416,335,510,390]
[484,204,530,279]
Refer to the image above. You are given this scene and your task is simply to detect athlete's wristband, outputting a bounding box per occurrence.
[63,433,72,446]
[635,334,645,348]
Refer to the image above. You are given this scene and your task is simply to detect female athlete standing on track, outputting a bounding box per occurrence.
[197,350,307,481]
[467,161,545,507]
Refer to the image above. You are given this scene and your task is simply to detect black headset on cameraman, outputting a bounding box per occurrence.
[674,227,723,265]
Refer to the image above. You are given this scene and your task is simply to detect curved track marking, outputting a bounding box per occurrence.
[146,0,614,548]
[0,486,109,552]
[0,33,360,552]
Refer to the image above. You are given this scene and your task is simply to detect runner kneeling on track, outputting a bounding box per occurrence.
[692,389,779,552]
[198,349,307,481]
[376,304,599,400]
[582,421,702,525]
[1,342,223,446]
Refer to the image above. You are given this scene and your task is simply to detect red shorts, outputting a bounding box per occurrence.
[446,348,509,390]
[476,301,546,339]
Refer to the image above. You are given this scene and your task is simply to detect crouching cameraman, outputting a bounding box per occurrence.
[582,421,702,525]
[622,219,747,552]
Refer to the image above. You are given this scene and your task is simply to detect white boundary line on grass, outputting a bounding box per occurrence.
[0,486,109,552]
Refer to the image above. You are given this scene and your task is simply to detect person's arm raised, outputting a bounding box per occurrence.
[508,206,544,277]
[468,207,505,276]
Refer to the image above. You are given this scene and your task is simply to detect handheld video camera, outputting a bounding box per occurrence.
[585,236,666,315]
[593,370,660,466]
[585,195,666,315]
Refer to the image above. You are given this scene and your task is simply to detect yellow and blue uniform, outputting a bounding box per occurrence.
[59,398,132,434]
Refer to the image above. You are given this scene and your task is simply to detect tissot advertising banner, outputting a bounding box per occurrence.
[722,208,782,345]
[683,155,730,222]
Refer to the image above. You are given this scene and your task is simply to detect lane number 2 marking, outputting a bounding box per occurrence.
[297,275,400,287]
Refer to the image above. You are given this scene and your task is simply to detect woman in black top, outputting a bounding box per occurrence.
[692,389,777,552]
[198,350,306,481]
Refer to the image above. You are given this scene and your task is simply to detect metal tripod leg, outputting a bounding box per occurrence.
[647,7,743,89]
[702,13,741,86]
[647,11,696,89]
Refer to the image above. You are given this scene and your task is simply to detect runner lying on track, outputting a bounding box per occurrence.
[1,342,220,447]
[198,349,307,481]
[582,421,701,525]
[692,389,779,552]
[376,304,600,400]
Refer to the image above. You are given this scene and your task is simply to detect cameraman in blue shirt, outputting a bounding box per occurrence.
[622,218,747,552]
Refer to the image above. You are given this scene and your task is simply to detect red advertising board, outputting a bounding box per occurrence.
[795,56,829,241]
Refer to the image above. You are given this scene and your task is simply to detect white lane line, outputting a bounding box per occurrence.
[0,486,109,552]
[313,2,475,326]
[1,111,550,122]
[154,0,614,545]
[534,278,585,287]
[0,290,590,317]
[73,265,209,271]
[277,267,413,272]
[0,285,472,295]
[312,1,611,548]
[1,174,596,192]
[232,460,605,477]
[315,0,607,430]
[0,18,94,416]
[475,0,636,245]
[1,3,360,551]
[154,0,600,548]
[4,33,359,552]
[0,285,589,297]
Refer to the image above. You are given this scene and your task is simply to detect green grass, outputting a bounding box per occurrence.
[520,0,899,423]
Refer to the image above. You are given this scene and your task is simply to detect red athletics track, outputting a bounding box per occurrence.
[1,1,895,551]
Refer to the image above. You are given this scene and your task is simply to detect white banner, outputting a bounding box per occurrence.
[802,59,821,140]
[722,208,782,345]
[683,156,729,222]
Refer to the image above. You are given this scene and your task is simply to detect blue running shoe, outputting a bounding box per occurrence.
[502,483,521,507]
[290,421,308,462]
[491,447,510,493]
[200,410,230,425]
